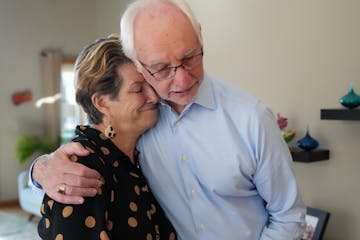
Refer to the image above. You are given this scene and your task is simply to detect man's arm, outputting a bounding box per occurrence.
[252,106,306,239]
[31,142,103,204]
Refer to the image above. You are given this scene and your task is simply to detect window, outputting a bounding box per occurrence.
[60,61,87,143]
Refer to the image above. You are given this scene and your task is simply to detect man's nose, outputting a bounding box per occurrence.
[172,66,192,87]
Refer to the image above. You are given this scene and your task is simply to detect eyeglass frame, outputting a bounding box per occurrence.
[137,48,204,81]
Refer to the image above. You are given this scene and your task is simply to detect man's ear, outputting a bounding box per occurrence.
[92,94,110,116]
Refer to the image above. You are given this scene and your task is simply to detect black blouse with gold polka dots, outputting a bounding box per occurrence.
[38,125,177,240]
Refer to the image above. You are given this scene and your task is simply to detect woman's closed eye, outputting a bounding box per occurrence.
[131,87,143,93]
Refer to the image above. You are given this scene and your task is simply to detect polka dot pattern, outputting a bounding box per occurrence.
[41,203,45,214]
[128,217,138,228]
[47,200,54,210]
[134,185,141,195]
[85,216,96,228]
[146,233,153,240]
[129,172,139,178]
[129,202,138,212]
[55,233,63,240]
[38,125,177,239]
[100,146,110,155]
[112,161,119,167]
[106,220,113,231]
[100,230,110,240]
[62,206,73,218]
[45,218,50,228]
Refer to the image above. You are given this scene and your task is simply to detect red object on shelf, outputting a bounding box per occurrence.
[11,90,32,106]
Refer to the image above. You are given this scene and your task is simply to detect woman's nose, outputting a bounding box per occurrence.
[144,84,159,103]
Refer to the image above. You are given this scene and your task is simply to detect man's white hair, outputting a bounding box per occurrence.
[120,0,202,66]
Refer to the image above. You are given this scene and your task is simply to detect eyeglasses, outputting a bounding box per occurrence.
[139,49,203,81]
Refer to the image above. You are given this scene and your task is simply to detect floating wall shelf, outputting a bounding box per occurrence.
[290,147,330,163]
[320,108,360,120]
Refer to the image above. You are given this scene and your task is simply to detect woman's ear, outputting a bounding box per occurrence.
[92,94,110,116]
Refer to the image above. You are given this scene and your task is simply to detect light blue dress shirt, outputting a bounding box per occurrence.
[137,73,306,240]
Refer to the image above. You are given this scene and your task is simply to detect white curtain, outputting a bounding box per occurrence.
[40,49,62,144]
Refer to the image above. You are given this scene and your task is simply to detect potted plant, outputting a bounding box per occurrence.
[16,135,57,164]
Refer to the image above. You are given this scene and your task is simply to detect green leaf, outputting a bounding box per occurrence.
[16,135,57,164]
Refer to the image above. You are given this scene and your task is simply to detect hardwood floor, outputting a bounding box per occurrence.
[0,199,21,212]
[0,199,36,219]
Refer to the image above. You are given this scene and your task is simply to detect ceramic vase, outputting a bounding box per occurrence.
[297,127,319,151]
[339,83,360,109]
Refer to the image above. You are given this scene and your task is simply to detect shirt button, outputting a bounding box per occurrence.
[191,189,196,196]
[200,224,206,230]
[182,154,187,161]
[176,121,181,126]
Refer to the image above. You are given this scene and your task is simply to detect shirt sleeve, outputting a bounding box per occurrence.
[251,104,306,240]
[28,158,46,196]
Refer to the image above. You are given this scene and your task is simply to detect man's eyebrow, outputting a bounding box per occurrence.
[183,47,197,57]
[145,61,170,70]
[144,46,199,68]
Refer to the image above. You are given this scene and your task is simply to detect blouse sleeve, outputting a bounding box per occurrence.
[38,153,111,240]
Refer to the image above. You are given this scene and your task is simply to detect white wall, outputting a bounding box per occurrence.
[187,1,360,239]
[95,0,131,37]
[0,0,96,200]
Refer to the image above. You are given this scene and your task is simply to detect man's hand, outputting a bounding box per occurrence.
[32,142,102,204]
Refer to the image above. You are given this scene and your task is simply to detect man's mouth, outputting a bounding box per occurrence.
[171,81,197,96]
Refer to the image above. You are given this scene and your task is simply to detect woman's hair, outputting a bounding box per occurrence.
[75,33,132,124]
[120,0,202,63]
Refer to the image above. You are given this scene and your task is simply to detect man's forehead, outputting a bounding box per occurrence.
[134,24,199,65]
[133,1,197,55]
[135,39,199,66]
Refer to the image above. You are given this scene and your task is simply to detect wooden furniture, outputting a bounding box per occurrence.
[320,109,360,120]
[290,147,330,163]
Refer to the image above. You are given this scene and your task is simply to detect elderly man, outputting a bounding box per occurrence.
[31,0,306,239]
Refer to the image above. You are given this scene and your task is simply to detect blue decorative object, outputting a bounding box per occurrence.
[339,83,360,109]
[297,127,319,151]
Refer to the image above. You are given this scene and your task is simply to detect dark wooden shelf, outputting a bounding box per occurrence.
[290,147,330,163]
[320,108,360,120]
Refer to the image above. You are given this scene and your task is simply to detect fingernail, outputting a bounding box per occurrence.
[78,198,84,204]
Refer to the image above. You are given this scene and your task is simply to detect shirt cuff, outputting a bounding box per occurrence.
[28,158,45,195]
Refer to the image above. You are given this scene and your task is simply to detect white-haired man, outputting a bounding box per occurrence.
[31,0,306,239]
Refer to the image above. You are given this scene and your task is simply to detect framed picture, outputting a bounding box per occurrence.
[301,207,330,240]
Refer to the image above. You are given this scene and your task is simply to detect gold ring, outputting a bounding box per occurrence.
[56,183,66,194]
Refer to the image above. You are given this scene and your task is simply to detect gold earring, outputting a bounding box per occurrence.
[105,124,116,139]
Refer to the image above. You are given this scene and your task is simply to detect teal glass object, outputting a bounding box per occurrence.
[339,83,360,109]
[297,127,319,151]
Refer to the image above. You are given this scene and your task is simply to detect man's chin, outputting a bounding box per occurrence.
[170,82,199,103]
